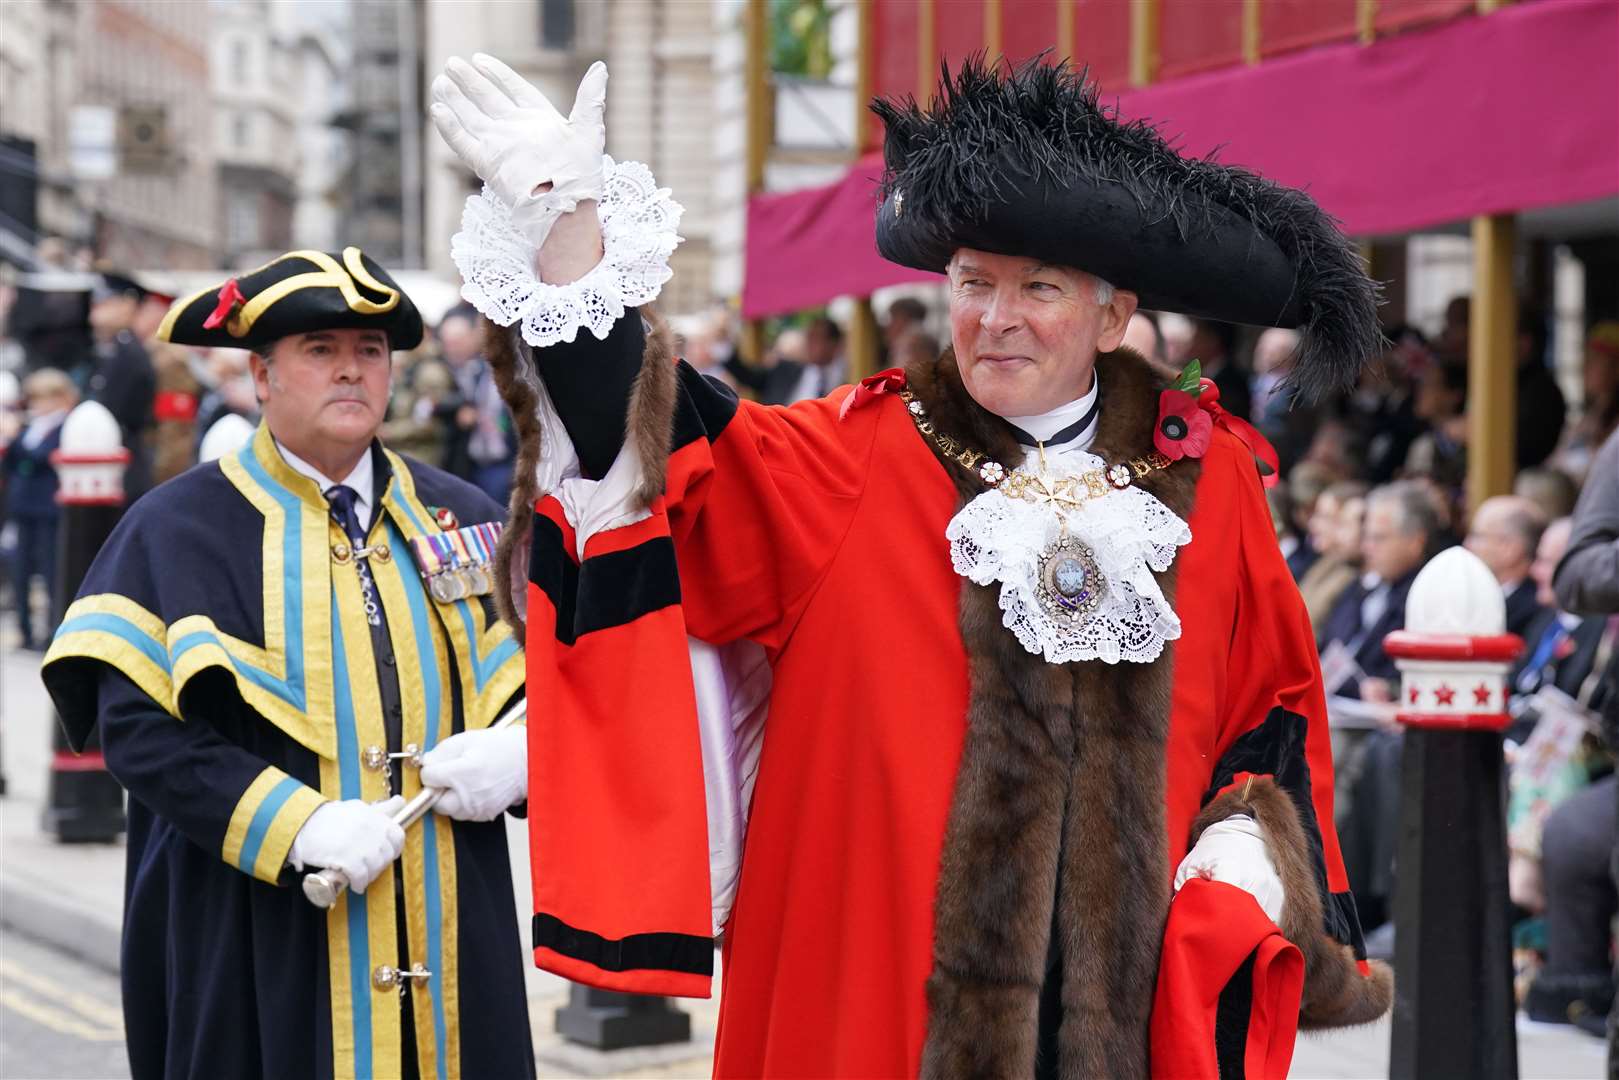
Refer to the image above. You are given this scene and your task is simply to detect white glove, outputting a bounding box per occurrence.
[418,726,529,822]
[288,796,406,894]
[1172,814,1286,924]
[430,54,607,250]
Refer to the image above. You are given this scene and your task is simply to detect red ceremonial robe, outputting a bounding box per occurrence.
[493,313,1389,1078]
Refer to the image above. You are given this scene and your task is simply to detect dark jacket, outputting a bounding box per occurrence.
[1,421,65,520]
[1516,359,1566,468]
[88,330,156,498]
[1318,569,1419,697]
[1504,577,1547,642]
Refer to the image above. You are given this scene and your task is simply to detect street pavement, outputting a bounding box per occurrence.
[0,641,1604,1079]
[0,929,128,1080]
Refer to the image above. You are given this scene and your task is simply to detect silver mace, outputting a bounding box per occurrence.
[301,696,528,908]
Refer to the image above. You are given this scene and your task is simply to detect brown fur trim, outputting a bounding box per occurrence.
[1192,777,1394,1030]
[912,346,1203,1079]
[628,312,677,507]
[481,309,678,642]
[483,316,541,641]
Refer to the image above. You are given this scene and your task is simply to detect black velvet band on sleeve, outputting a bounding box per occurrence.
[530,311,646,480]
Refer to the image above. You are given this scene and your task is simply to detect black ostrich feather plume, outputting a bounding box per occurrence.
[870,55,1383,403]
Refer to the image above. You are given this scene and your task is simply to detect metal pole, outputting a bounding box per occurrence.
[1383,548,1522,1080]
[42,404,129,843]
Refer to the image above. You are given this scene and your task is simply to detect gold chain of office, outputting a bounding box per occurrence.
[896,388,1175,511]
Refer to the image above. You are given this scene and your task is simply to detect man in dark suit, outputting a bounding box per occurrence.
[1466,493,1548,641]
[1323,481,1443,933]
[1318,480,1441,701]
[86,272,157,499]
[1509,516,1608,741]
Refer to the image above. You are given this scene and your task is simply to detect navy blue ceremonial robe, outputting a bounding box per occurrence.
[43,424,532,1080]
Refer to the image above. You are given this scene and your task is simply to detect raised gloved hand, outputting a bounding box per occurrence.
[418,726,529,822]
[1172,814,1286,924]
[430,54,608,250]
[289,796,406,894]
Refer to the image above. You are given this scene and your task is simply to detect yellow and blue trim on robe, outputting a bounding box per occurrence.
[44,423,526,1080]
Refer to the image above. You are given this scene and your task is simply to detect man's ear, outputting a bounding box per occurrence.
[1096,289,1140,353]
[249,350,272,405]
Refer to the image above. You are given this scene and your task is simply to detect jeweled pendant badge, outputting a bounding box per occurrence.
[1036,531,1105,626]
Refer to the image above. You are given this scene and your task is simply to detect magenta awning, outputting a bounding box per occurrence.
[741,0,1618,319]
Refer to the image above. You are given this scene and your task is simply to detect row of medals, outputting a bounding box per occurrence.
[428,563,490,603]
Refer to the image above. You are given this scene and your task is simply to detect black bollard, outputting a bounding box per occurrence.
[41,405,128,843]
[555,984,691,1051]
[1382,549,1524,1080]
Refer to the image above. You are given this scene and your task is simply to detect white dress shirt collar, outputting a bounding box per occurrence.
[275,439,376,525]
[1004,372,1101,467]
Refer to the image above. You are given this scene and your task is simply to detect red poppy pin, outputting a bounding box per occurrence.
[1154,360,1213,461]
[433,507,458,530]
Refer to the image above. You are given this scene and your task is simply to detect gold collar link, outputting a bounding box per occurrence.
[897,388,1173,510]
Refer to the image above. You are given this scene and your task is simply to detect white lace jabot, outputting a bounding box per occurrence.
[946,445,1192,666]
[451,155,683,347]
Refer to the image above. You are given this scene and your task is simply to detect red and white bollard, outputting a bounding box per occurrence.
[1382,546,1522,1080]
[43,400,130,843]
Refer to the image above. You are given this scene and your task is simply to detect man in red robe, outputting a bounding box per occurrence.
[430,54,1392,1077]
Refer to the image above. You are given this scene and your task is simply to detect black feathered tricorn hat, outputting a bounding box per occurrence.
[157,247,423,352]
[872,57,1381,400]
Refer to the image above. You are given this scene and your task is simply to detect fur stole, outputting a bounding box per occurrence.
[906,346,1200,1079]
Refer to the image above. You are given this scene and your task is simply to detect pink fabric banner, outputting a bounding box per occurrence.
[741,0,1618,319]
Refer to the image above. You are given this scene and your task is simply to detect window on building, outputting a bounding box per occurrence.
[540,0,574,50]
[233,112,250,150]
[232,38,250,79]
[227,192,260,250]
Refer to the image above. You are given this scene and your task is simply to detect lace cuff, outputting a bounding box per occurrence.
[451,156,683,348]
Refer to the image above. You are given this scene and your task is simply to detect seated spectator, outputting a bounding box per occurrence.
[1342,324,1428,485]
[1319,480,1441,702]
[1516,303,1566,470]
[1280,460,1337,581]
[1298,482,1368,637]
[2,368,77,649]
[1403,359,1468,497]
[1511,518,1610,719]
[1553,320,1619,483]
[1185,317,1249,419]
[1504,517,1611,926]
[1250,328,1311,469]
[1515,466,1581,522]
[1465,495,1549,640]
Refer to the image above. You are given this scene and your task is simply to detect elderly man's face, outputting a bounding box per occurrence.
[1362,502,1427,583]
[947,248,1136,417]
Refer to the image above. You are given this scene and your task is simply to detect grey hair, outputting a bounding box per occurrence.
[1093,276,1115,305]
[1367,480,1443,542]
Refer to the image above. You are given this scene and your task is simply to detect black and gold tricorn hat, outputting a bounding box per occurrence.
[872,57,1381,400]
[157,247,424,352]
